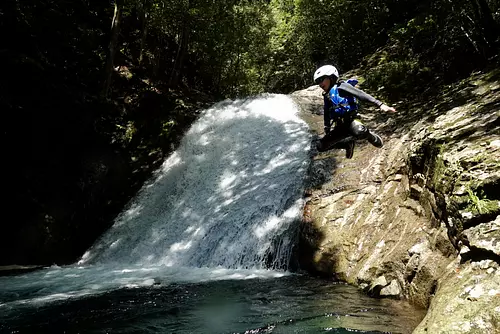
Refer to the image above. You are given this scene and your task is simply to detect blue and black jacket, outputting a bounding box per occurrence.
[323,80,383,128]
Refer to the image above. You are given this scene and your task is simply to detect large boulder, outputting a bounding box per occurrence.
[293,70,500,333]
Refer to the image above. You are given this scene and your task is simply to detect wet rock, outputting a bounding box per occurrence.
[413,173,426,187]
[409,240,431,256]
[290,86,324,115]
[413,260,500,334]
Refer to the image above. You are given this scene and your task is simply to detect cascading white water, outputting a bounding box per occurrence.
[79,94,311,270]
[0,94,312,311]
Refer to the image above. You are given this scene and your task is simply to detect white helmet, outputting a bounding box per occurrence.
[313,65,339,84]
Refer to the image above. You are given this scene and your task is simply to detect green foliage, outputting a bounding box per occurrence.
[379,14,438,89]
[465,187,498,215]
[261,0,437,92]
[361,0,500,99]
[363,59,433,101]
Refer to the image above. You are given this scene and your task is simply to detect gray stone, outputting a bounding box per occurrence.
[463,215,500,256]
[409,240,430,256]
[413,261,500,334]
[380,279,402,297]
[413,173,426,187]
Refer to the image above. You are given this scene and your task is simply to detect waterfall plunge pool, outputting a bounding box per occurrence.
[0,266,425,333]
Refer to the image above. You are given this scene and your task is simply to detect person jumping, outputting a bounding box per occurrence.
[314,65,396,158]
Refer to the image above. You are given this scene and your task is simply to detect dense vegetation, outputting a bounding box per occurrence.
[1,0,499,265]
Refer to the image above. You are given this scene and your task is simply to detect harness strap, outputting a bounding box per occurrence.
[328,83,358,126]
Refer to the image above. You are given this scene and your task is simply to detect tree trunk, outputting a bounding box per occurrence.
[475,0,498,46]
[469,0,499,56]
[101,0,123,98]
[169,1,190,87]
[153,36,162,77]
[233,51,241,95]
[231,10,243,96]
[138,0,149,65]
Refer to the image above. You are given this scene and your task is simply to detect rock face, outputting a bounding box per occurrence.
[291,69,500,333]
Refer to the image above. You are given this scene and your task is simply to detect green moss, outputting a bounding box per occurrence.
[442,114,469,129]
[431,144,447,193]
[465,187,499,215]
[468,152,486,164]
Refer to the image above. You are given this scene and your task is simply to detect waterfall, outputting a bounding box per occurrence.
[79,94,311,270]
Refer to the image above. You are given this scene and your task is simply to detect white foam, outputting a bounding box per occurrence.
[1,94,310,310]
[79,94,310,269]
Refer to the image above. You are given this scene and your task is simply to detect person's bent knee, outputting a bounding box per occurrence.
[350,120,368,138]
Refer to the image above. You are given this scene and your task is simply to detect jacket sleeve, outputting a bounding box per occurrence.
[338,82,383,107]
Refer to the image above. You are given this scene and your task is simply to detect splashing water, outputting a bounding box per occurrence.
[79,93,311,269]
[0,94,311,309]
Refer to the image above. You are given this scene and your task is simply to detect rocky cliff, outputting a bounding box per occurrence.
[292,69,500,333]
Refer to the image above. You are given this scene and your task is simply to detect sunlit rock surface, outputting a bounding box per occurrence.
[291,69,500,333]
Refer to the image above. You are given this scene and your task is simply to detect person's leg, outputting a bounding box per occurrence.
[317,126,350,152]
[317,125,356,159]
[349,120,383,148]
[367,130,383,147]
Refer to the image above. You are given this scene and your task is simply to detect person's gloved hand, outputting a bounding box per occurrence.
[380,104,396,113]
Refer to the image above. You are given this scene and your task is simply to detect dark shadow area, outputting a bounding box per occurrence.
[384,61,500,138]
[1,75,204,266]
[0,265,45,277]
[460,246,500,266]
[293,140,343,277]
[0,0,213,266]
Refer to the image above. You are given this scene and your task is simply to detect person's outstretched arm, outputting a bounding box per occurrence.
[338,82,396,113]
